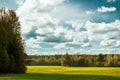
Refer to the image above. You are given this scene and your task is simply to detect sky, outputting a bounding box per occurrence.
[0,0,120,55]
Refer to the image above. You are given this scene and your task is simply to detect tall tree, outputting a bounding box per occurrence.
[104,54,113,67]
[0,8,26,73]
[61,53,72,66]
[0,8,9,73]
[97,54,105,66]
[113,54,120,67]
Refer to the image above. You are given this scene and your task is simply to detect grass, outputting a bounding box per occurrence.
[0,66,120,80]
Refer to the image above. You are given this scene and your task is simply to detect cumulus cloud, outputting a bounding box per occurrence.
[15,0,120,54]
[100,39,120,47]
[84,20,120,41]
[54,42,91,50]
[25,37,41,49]
[85,20,120,34]
[97,6,116,13]
[24,18,120,54]
[16,0,66,35]
[65,21,85,31]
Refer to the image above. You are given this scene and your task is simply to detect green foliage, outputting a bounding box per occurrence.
[0,8,26,73]
[8,54,15,72]
[96,54,105,66]
[71,55,80,66]
[28,55,61,66]
[104,54,113,67]
[113,54,120,67]
[26,53,120,67]
[60,53,120,67]
[86,55,93,66]
[0,45,9,73]
[78,57,88,67]
[61,53,72,66]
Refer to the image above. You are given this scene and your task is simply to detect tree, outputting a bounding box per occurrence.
[0,9,9,73]
[78,57,88,67]
[0,8,26,73]
[86,55,93,66]
[61,53,72,66]
[97,54,105,66]
[104,54,113,67]
[112,54,120,67]
[71,54,80,66]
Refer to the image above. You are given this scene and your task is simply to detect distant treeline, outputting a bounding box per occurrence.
[26,53,120,67]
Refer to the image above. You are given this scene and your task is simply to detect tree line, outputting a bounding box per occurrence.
[26,53,120,67]
[0,8,26,73]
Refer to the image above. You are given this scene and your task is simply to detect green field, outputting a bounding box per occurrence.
[0,66,120,80]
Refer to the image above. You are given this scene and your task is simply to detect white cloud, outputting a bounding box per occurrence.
[66,21,84,31]
[16,0,92,42]
[86,48,119,54]
[16,0,66,34]
[15,0,120,54]
[107,0,116,2]
[81,42,91,47]
[54,42,79,50]
[97,6,116,13]
[54,43,67,49]
[54,41,91,50]
[86,10,94,15]
[100,39,120,47]
[25,37,41,49]
[85,20,120,34]
[16,0,25,5]
[84,20,120,41]
[25,18,120,53]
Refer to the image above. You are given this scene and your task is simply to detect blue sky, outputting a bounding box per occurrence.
[0,0,120,55]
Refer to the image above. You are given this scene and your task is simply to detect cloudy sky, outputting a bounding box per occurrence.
[0,0,120,55]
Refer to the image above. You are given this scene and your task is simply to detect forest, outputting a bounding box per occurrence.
[26,53,120,67]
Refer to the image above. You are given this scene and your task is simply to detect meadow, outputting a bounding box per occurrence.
[0,66,120,80]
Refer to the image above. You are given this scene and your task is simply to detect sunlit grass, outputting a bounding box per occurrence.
[0,66,120,80]
[27,66,120,76]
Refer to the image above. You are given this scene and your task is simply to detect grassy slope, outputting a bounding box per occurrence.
[0,66,120,80]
